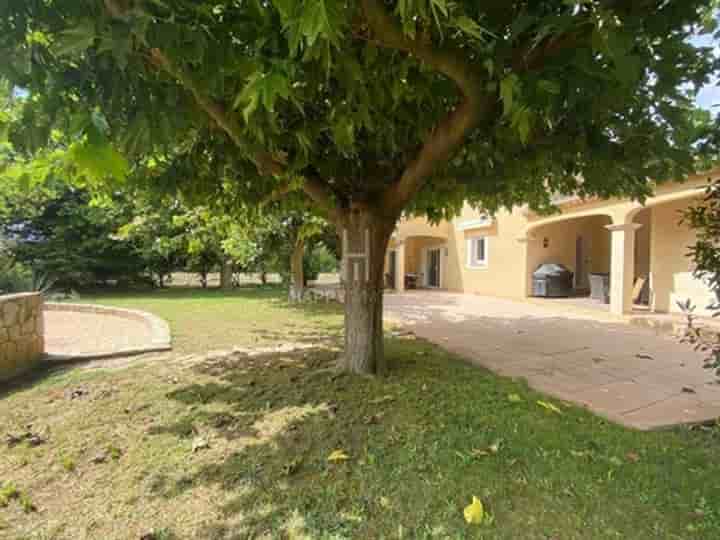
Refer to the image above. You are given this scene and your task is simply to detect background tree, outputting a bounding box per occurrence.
[0,178,145,289]
[1,0,718,373]
[171,207,233,289]
[116,196,189,287]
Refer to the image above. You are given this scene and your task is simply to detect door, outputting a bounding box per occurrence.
[387,250,397,289]
[427,248,441,288]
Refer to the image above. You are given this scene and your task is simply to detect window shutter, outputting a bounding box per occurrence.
[478,238,485,262]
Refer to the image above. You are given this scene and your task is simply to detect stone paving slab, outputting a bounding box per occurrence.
[385,291,720,430]
[44,303,171,360]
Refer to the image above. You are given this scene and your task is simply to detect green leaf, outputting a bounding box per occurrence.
[68,141,129,182]
[511,106,533,145]
[454,15,492,41]
[538,80,560,95]
[53,20,96,57]
[500,75,519,116]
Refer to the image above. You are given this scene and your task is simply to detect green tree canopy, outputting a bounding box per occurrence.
[1,0,718,373]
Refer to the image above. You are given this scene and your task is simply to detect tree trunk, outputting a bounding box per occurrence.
[200,270,208,289]
[220,258,233,290]
[158,273,165,288]
[289,236,305,302]
[339,207,395,375]
[260,270,267,285]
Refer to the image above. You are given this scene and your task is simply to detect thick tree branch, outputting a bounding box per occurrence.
[302,176,339,223]
[512,26,592,72]
[104,0,285,177]
[147,49,286,177]
[360,0,491,215]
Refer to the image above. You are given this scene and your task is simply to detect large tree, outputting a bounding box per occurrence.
[1,0,718,373]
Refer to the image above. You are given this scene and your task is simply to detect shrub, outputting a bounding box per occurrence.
[680,179,720,377]
[0,259,32,294]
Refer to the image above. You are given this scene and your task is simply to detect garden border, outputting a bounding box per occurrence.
[44,302,172,361]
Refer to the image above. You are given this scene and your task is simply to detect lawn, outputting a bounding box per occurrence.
[2,287,720,539]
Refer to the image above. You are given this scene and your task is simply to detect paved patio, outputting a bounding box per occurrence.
[385,291,720,430]
[44,304,171,360]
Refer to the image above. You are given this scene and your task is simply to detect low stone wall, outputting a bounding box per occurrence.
[0,293,44,382]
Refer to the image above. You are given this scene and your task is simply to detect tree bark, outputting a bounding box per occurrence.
[339,207,395,375]
[220,258,233,290]
[289,236,305,302]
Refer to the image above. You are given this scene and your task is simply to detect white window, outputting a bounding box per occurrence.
[466,237,488,268]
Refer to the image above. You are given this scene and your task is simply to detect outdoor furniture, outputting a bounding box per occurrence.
[589,272,610,303]
[532,263,574,297]
[404,273,418,289]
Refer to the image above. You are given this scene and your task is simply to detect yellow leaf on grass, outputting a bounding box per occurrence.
[327,449,350,462]
[508,393,523,403]
[464,496,485,525]
[537,400,563,414]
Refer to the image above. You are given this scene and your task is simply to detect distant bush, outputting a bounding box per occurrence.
[304,244,338,283]
[0,259,32,294]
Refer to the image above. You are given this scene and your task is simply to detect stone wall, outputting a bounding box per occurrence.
[0,293,44,382]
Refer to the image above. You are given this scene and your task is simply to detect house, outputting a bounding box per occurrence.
[386,170,720,317]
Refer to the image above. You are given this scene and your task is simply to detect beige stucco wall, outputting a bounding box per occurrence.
[391,170,719,310]
[394,216,449,241]
[0,293,45,382]
[442,206,528,297]
[650,197,714,315]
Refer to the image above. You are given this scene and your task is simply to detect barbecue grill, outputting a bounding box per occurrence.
[532,263,574,297]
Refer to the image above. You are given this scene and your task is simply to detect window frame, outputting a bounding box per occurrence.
[466,236,489,269]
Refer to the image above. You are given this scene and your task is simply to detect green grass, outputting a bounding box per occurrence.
[72,285,344,354]
[2,287,720,539]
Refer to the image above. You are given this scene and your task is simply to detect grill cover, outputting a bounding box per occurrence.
[532,263,574,297]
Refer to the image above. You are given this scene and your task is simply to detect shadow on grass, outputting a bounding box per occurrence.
[0,353,150,400]
[143,339,430,539]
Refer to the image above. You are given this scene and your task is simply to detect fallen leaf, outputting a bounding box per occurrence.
[191,437,210,453]
[682,386,697,394]
[537,400,563,414]
[91,452,108,464]
[327,449,350,462]
[507,393,523,403]
[463,496,485,525]
[282,458,302,476]
[363,413,383,425]
[369,395,394,405]
[635,353,654,360]
[488,439,503,454]
[626,452,641,463]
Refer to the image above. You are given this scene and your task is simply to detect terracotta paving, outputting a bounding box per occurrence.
[385,291,720,430]
[44,310,155,358]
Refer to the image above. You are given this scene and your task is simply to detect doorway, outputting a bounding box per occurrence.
[426,248,441,288]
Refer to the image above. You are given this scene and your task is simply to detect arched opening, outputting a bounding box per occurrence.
[525,214,613,306]
[386,234,448,291]
[630,194,714,315]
